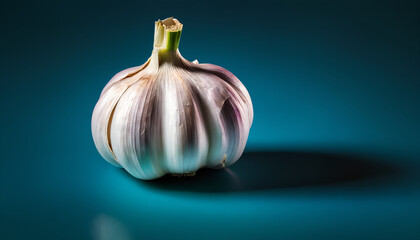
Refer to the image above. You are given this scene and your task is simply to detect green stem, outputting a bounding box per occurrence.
[154,17,183,52]
[166,30,182,50]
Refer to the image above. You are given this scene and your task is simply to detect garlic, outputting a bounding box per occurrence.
[91,17,253,180]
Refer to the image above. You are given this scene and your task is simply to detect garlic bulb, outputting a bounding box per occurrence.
[92,17,253,180]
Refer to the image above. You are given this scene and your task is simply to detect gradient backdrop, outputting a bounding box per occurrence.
[1,0,420,239]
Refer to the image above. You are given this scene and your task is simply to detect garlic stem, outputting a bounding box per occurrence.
[148,17,183,70]
[154,17,183,52]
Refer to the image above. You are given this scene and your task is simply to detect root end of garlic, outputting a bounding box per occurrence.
[170,172,197,177]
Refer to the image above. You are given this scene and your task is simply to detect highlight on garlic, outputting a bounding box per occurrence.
[91,17,253,180]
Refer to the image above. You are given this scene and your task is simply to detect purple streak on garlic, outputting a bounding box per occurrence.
[91,17,253,180]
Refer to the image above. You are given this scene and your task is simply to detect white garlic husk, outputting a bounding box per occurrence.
[92,17,253,180]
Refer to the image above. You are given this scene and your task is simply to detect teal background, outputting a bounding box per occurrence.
[1,0,420,239]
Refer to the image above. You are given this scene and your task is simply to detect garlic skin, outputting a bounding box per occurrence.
[92,17,253,180]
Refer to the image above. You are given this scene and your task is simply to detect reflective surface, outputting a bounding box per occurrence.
[1,0,420,239]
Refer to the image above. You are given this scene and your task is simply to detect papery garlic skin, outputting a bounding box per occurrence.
[92,17,253,180]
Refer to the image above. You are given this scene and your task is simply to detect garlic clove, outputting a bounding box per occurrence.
[185,70,251,167]
[110,78,158,178]
[91,70,147,167]
[159,66,209,175]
